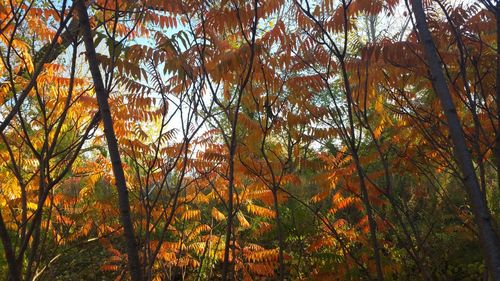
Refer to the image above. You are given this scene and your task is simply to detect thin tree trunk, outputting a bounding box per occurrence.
[24,205,42,281]
[272,188,286,281]
[0,210,20,281]
[495,4,500,195]
[75,1,143,280]
[352,153,385,281]
[365,119,433,280]
[340,56,385,281]
[411,0,500,278]
[222,139,236,281]
[222,2,259,279]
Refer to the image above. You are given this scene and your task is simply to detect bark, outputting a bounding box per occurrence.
[221,2,259,279]
[352,153,385,281]
[222,135,236,281]
[411,0,500,278]
[24,161,46,281]
[272,189,286,281]
[0,210,20,281]
[496,4,500,195]
[340,57,385,281]
[75,1,143,280]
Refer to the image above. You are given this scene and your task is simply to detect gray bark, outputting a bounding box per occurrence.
[75,1,143,280]
[411,0,500,278]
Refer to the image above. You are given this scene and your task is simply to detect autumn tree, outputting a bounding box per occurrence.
[1,0,499,280]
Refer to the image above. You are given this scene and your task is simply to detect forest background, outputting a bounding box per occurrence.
[0,0,499,280]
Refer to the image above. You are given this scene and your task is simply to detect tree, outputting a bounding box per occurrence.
[1,0,499,280]
[410,0,500,278]
[75,0,142,279]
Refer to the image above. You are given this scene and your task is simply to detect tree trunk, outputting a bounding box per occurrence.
[339,56,385,281]
[352,153,384,281]
[495,4,500,195]
[272,188,286,281]
[411,0,500,278]
[0,210,21,281]
[221,2,259,277]
[75,1,143,280]
[222,139,236,281]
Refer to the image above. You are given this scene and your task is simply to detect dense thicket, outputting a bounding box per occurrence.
[0,0,499,280]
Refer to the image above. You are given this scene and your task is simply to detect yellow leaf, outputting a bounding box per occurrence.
[237,212,250,228]
[211,207,226,221]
